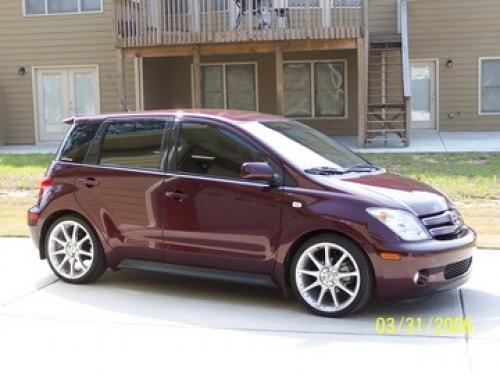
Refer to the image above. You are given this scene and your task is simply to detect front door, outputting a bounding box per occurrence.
[410,60,437,129]
[36,66,99,142]
[162,119,283,274]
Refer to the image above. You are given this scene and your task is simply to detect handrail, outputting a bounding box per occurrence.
[115,0,365,48]
[400,0,411,99]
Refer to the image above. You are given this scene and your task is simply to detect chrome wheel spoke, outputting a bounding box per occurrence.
[57,256,69,271]
[50,236,66,248]
[334,253,348,271]
[77,235,90,248]
[307,253,322,270]
[317,286,327,305]
[324,246,331,267]
[330,287,339,308]
[61,225,71,242]
[298,269,319,277]
[302,280,320,293]
[335,282,355,297]
[338,271,358,279]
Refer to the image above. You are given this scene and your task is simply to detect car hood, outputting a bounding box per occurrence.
[314,172,450,217]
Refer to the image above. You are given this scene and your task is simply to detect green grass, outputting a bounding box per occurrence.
[0,152,498,247]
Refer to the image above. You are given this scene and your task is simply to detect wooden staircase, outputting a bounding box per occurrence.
[365,43,409,146]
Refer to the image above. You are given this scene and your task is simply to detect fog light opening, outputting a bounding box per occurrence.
[414,270,429,286]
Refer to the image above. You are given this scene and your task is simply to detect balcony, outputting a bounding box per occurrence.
[115,0,365,48]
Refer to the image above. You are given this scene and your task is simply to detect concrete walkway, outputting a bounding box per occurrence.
[335,130,500,153]
[0,238,498,375]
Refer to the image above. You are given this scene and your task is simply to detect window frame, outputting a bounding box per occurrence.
[23,0,104,17]
[194,62,259,112]
[478,57,500,116]
[168,117,282,185]
[283,59,348,120]
[93,117,173,172]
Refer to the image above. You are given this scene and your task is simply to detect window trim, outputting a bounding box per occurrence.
[478,57,500,116]
[95,117,172,172]
[23,0,104,17]
[283,59,348,120]
[169,117,282,185]
[193,62,259,112]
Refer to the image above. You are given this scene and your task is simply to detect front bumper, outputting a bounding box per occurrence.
[374,227,476,299]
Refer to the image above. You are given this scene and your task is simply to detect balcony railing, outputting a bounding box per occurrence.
[115,0,365,48]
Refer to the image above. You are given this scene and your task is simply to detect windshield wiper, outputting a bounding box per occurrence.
[304,167,346,176]
[343,164,381,173]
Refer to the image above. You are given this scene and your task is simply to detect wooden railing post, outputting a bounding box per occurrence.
[275,45,284,115]
[400,0,411,146]
[192,46,202,108]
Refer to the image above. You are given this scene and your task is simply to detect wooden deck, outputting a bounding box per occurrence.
[115,0,366,48]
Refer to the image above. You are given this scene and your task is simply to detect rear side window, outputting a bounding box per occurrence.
[59,121,100,163]
[100,120,166,170]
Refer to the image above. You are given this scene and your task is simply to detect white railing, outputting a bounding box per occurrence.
[115,0,364,47]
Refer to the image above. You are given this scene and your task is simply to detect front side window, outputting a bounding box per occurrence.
[59,121,100,163]
[480,58,500,114]
[100,120,166,170]
[201,63,257,111]
[25,0,102,15]
[284,61,346,118]
[175,122,265,179]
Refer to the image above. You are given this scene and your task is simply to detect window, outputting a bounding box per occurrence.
[24,0,102,15]
[100,121,166,170]
[59,121,100,163]
[200,63,257,111]
[284,61,346,118]
[175,122,266,179]
[480,58,500,114]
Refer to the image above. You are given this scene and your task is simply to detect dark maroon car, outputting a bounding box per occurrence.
[28,110,476,317]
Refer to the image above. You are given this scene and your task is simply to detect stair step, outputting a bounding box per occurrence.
[366,129,407,133]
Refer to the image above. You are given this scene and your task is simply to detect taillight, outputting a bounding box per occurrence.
[39,176,54,198]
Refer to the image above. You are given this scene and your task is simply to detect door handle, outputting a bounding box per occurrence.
[165,190,189,202]
[77,177,100,188]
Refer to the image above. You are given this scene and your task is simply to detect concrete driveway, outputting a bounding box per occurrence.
[0,238,498,375]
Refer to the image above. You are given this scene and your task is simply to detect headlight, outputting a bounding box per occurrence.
[367,208,431,242]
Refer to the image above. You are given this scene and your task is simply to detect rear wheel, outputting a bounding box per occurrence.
[290,234,373,317]
[45,215,106,283]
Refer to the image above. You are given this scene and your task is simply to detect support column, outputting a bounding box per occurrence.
[275,45,284,115]
[357,38,367,147]
[192,46,202,108]
[116,48,127,111]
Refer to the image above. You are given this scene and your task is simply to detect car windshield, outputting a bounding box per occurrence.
[238,120,373,173]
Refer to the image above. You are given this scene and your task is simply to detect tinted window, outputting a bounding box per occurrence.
[100,120,166,170]
[175,122,265,179]
[59,121,100,163]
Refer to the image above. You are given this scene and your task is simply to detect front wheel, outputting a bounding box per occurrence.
[290,234,374,317]
[45,215,107,284]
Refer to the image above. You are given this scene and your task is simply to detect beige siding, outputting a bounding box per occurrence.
[408,0,500,131]
[143,50,359,136]
[370,0,398,35]
[0,0,135,145]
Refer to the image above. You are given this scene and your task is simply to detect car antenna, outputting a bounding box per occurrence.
[106,71,131,112]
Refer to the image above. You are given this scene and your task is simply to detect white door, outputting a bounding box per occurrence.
[410,61,437,129]
[36,67,99,142]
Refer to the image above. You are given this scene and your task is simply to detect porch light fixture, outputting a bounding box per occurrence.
[446,59,454,68]
[17,66,26,76]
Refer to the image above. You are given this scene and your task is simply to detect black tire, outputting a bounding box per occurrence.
[44,214,107,284]
[290,234,374,317]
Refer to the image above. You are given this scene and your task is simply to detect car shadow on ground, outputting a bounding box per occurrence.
[39,267,499,340]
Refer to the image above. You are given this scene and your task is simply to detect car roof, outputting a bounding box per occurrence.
[64,109,284,125]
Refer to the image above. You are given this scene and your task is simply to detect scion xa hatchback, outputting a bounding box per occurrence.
[28,110,476,317]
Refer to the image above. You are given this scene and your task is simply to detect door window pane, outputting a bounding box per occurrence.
[284,63,311,117]
[481,59,500,113]
[48,0,78,13]
[176,122,265,179]
[81,0,101,11]
[42,73,65,134]
[314,62,345,117]
[226,64,256,111]
[201,66,224,108]
[411,65,432,121]
[100,121,166,169]
[73,72,97,116]
[25,0,46,14]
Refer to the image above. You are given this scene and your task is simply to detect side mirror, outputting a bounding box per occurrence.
[241,162,278,186]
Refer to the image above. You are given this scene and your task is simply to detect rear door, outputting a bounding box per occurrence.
[74,117,172,262]
[161,117,284,274]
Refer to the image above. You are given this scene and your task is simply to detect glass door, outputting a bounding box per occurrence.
[410,61,437,129]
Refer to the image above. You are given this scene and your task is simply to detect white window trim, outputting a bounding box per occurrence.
[23,0,104,17]
[193,62,259,112]
[284,59,348,120]
[478,57,500,116]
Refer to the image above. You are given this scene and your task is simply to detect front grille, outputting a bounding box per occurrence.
[444,257,472,280]
[421,210,464,240]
